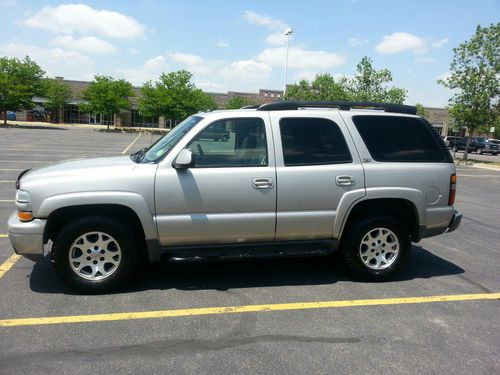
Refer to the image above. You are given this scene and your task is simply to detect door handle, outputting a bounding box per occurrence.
[253,178,274,189]
[335,175,355,186]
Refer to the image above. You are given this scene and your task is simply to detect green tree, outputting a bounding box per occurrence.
[285,57,406,104]
[43,78,72,123]
[348,57,407,103]
[225,96,256,109]
[0,56,45,125]
[286,73,351,101]
[139,70,216,123]
[438,23,499,160]
[80,75,134,131]
[415,103,429,118]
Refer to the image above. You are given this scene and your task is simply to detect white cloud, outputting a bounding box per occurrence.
[431,38,449,48]
[293,70,318,82]
[169,52,203,66]
[244,10,291,46]
[23,3,145,39]
[222,59,272,83]
[258,46,346,70]
[266,32,288,46]
[348,37,369,47]
[0,42,94,79]
[375,32,426,54]
[116,55,168,85]
[415,56,437,64]
[51,36,116,54]
[243,10,288,30]
[129,48,139,55]
[216,38,229,48]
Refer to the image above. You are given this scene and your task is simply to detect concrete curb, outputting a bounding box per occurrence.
[454,159,500,171]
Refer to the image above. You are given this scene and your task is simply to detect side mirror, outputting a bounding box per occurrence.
[173,149,194,169]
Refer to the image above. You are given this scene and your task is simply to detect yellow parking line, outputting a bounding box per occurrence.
[0,254,21,280]
[0,293,498,328]
[0,234,8,238]
[122,133,142,154]
[0,200,14,203]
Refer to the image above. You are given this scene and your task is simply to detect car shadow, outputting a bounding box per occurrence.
[29,244,465,295]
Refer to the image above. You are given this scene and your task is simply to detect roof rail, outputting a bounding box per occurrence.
[257,100,417,115]
[240,104,260,109]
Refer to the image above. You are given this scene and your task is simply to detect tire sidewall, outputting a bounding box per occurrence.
[341,216,410,281]
[53,217,139,293]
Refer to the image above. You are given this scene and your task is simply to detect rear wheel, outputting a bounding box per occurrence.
[340,216,411,281]
[52,216,140,293]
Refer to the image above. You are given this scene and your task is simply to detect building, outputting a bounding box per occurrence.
[14,79,281,128]
[14,78,451,133]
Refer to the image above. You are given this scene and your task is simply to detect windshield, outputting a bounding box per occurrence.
[134,116,203,163]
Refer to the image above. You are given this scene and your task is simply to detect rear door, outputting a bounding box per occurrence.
[269,112,365,241]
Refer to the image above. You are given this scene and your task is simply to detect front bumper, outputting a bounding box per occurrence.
[7,211,46,261]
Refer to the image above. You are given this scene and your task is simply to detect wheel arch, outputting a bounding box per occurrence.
[338,197,421,242]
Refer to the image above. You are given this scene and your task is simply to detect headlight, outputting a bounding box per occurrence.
[16,190,31,203]
[15,190,33,222]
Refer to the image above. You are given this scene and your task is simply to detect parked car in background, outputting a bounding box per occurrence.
[443,136,463,149]
[453,136,499,155]
[7,111,16,121]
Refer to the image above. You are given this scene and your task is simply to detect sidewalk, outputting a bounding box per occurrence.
[1,120,170,133]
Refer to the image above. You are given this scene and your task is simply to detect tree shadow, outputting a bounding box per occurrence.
[29,244,465,295]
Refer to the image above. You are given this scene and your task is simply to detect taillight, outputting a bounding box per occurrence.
[449,174,457,205]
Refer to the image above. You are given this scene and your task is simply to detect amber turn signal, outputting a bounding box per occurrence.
[18,211,33,222]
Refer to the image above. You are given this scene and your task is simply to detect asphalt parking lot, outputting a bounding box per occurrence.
[0,125,499,374]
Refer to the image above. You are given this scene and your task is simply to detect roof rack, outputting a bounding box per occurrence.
[256,101,417,115]
[240,104,260,109]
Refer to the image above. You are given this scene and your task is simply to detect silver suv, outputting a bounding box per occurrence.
[8,101,462,293]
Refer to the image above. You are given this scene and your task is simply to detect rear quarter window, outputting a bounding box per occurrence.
[353,115,451,163]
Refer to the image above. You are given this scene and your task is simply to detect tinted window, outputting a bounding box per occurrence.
[188,118,267,167]
[279,118,352,166]
[353,116,449,162]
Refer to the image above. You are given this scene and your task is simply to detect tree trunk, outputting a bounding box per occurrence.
[2,110,7,126]
[463,132,472,160]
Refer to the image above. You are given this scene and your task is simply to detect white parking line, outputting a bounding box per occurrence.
[122,133,142,154]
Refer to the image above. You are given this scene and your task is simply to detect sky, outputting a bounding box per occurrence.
[0,0,498,107]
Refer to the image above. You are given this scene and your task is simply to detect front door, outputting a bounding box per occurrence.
[154,116,276,246]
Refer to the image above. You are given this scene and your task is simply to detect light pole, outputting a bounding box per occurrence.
[283,27,293,98]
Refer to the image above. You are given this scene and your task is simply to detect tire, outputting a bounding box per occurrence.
[452,146,458,152]
[476,148,483,154]
[52,216,140,293]
[340,215,411,281]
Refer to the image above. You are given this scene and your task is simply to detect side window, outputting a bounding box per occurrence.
[353,115,449,162]
[188,118,268,167]
[279,117,352,166]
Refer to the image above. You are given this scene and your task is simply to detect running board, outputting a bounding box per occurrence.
[161,240,338,262]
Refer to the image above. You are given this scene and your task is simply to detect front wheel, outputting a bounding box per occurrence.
[340,216,411,281]
[476,148,483,154]
[52,217,140,293]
